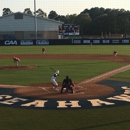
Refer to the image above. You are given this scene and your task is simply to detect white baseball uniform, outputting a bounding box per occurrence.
[51,72,59,86]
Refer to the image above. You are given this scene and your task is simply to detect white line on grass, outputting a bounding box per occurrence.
[79,64,130,84]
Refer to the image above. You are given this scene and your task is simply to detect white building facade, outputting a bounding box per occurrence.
[0,12,63,40]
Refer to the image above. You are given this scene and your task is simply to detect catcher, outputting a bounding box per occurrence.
[13,56,21,66]
[60,76,74,93]
[113,50,117,57]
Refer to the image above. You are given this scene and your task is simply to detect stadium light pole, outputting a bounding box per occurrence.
[34,0,37,40]
[114,14,116,34]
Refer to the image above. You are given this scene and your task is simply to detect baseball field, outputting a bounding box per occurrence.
[0,45,130,130]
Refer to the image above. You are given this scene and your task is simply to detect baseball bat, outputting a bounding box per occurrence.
[50,67,56,72]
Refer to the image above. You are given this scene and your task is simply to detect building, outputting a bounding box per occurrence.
[0,12,63,40]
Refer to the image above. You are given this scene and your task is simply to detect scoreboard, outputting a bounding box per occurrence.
[59,24,80,36]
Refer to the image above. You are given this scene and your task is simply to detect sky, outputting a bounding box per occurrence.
[0,0,130,16]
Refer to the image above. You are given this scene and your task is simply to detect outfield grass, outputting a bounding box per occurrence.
[0,45,130,55]
[0,45,130,130]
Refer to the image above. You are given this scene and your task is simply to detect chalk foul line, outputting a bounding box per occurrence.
[78,64,130,85]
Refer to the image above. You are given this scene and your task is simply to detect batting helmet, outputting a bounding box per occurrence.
[56,70,59,74]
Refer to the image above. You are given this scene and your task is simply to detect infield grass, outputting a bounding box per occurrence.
[0,45,130,130]
[0,59,126,85]
[110,70,130,82]
[1,106,130,130]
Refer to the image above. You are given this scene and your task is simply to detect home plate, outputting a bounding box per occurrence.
[39,87,50,92]
[68,92,84,95]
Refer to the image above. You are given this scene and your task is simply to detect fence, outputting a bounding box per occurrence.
[0,39,130,46]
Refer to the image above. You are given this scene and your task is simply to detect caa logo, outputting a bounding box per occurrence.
[4,40,17,45]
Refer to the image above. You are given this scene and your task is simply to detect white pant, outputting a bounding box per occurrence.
[51,78,58,86]
[14,61,19,66]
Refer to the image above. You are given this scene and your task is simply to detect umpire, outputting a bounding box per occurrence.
[60,76,74,93]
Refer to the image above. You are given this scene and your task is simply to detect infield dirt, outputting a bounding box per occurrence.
[0,54,130,99]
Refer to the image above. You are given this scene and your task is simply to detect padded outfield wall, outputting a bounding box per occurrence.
[0,39,130,46]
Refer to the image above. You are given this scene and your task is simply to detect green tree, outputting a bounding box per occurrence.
[35,8,47,17]
[81,7,105,20]
[23,8,33,15]
[74,13,91,35]
[55,15,67,22]
[65,14,77,23]
[2,8,13,16]
[48,10,58,19]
